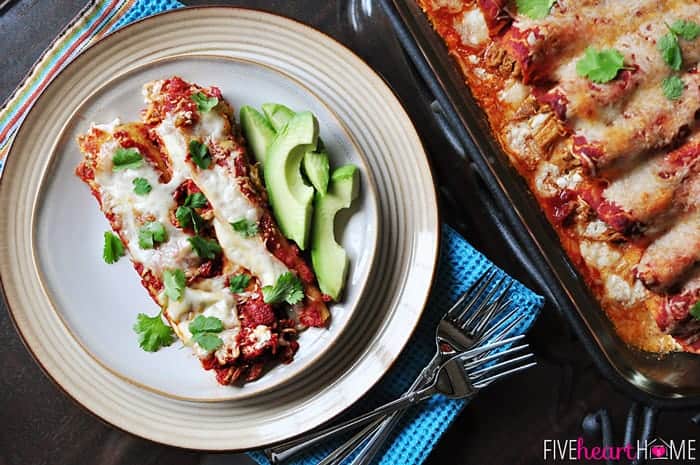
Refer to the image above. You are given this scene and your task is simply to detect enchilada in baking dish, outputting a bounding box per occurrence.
[419,0,700,353]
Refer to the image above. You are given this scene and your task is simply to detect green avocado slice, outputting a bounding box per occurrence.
[262,103,296,132]
[264,111,318,250]
[262,103,330,194]
[302,151,330,195]
[239,105,276,166]
[311,165,360,300]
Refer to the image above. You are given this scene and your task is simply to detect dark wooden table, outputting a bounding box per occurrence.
[1,2,698,465]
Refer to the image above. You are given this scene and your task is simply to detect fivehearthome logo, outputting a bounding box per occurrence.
[543,437,696,461]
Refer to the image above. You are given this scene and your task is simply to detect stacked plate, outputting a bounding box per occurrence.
[0,7,439,450]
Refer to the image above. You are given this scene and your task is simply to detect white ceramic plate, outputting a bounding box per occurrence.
[36,56,379,401]
[0,7,439,450]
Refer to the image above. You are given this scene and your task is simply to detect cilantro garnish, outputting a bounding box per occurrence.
[668,20,700,41]
[184,192,208,208]
[189,140,211,169]
[262,272,304,305]
[189,315,224,333]
[176,192,208,232]
[662,75,684,101]
[133,177,152,195]
[176,206,204,233]
[192,333,223,351]
[187,235,222,260]
[229,274,251,294]
[516,0,556,20]
[658,20,700,72]
[231,218,258,237]
[191,92,219,112]
[133,311,175,352]
[189,315,224,351]
[138,221,168,249]
[112,147,143,171]
[163,269,186,302]
[102,231,125,264]
[659,32,682,71]
[690,301,700,321]
[576,47,627,83]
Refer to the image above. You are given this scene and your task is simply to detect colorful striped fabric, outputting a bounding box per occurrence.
[0,0,182,175]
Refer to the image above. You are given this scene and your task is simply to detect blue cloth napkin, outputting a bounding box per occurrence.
[1,2,544,464]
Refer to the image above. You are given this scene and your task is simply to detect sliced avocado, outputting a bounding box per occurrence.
[262,103,296,132]
[303,151,330,195]
[264,111,319,250]
[311,165,360,300]
[240,105,276,166]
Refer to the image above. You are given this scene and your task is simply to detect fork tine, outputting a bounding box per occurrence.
[471,281,513,335]
[457,334,525,360]
[457,275,507,329]
[478,303,519,341]
[462,344,529,370]
[468,352,535,380]
[445,268,497,319]
[473,361,537,389]
[480,309,528,344]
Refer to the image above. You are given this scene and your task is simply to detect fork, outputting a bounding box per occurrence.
[266,269,524,463]
[325,277,529,465]
[270,335,533,464]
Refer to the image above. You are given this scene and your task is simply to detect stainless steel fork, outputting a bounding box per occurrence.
[268,335,532,464]
[266,268,525,463]
[327,279,530,465]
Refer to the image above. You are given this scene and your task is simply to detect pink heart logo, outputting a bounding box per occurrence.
[651,445,666,458]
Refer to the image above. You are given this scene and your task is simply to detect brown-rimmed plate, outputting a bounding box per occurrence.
[0,7,439,449]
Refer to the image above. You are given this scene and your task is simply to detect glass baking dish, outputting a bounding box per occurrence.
[385,0,700,408]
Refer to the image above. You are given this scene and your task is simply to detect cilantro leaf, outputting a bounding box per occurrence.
[192,333,223,351]
[176,205,205,233]
[659,32,682,71]
[231,218,258,237]
[133,177,152,195]
[690,301,700,321]
[516,0,556,19]
[262,272,304,305]
[138,222,168,249]
[183,192,208,208]
[133,311,175,352]
[189,315,224,334]
[191,92,219,112]
[189,315,224,351]
[112,147,143,171]
[229,274,251,293]
[662,75,684,100]
[189,140,211,169]
[102,231,125,264]
[576,47,627,83]
[187,235,222,260]
[669,20,700,41]
[163,269,186,301]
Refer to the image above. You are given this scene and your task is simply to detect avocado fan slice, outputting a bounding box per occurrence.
[311,165,360,300]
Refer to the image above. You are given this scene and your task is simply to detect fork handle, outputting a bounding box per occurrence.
[322,370,433,465]
[318,354,441,465]
[337,407,405,465]
[266,384,436,463]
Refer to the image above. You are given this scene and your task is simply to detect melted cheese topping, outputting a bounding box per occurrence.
[92,121,198,275]
[418,0,692,353]
[154,111,289,287]
[163,276,240,355]
[454,8,488,47]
